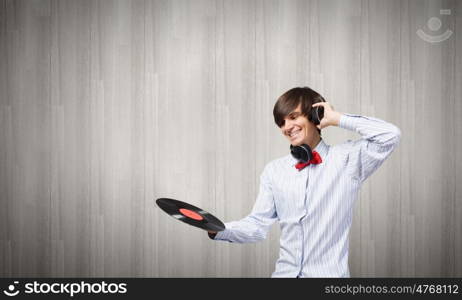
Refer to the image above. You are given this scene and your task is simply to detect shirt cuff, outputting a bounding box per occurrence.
[210,226,233,242]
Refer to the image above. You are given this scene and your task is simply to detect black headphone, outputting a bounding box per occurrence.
[290,144,313,163]
[309,105,324,125]
[289,99,325,163]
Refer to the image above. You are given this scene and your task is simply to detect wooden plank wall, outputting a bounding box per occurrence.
[0,0,461,277]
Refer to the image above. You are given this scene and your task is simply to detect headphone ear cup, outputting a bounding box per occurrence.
[317,106,324,124]
[290,144,313,163]
[310,106,324,125]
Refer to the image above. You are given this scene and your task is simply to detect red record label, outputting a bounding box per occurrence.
[179,208,204,221]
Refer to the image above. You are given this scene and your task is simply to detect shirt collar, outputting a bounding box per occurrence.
[313,138,329,159]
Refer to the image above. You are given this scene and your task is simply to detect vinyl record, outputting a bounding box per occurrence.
[156,198,225,232]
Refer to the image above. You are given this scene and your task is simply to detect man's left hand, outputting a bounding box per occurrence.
[312,102,343,129]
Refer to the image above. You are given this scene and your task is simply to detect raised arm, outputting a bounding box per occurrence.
[312,102,401,183]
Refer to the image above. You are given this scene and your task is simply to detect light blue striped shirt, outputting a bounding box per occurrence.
[213,114,401,277]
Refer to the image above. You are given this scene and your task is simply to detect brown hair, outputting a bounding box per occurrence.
[273,87,325,135]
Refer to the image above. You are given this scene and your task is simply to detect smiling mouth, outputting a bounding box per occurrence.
[288,129,301,138]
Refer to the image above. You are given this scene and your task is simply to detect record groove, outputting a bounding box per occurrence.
[156,198,225,232]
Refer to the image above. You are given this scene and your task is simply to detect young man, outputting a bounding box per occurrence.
[209,87,401,277]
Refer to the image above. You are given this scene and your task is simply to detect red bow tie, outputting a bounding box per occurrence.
[295,151,322,170]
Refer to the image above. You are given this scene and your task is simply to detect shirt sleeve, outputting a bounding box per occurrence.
[210,164,278,243]
[338,113,401,183]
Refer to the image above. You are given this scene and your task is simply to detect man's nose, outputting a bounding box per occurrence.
[283,119,295,132]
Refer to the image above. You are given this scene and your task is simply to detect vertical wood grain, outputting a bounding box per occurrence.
[0,0,461,277]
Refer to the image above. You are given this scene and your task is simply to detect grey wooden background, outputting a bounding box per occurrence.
[1,0,461,277]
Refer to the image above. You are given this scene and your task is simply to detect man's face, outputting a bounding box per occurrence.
[280,104,319,146]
